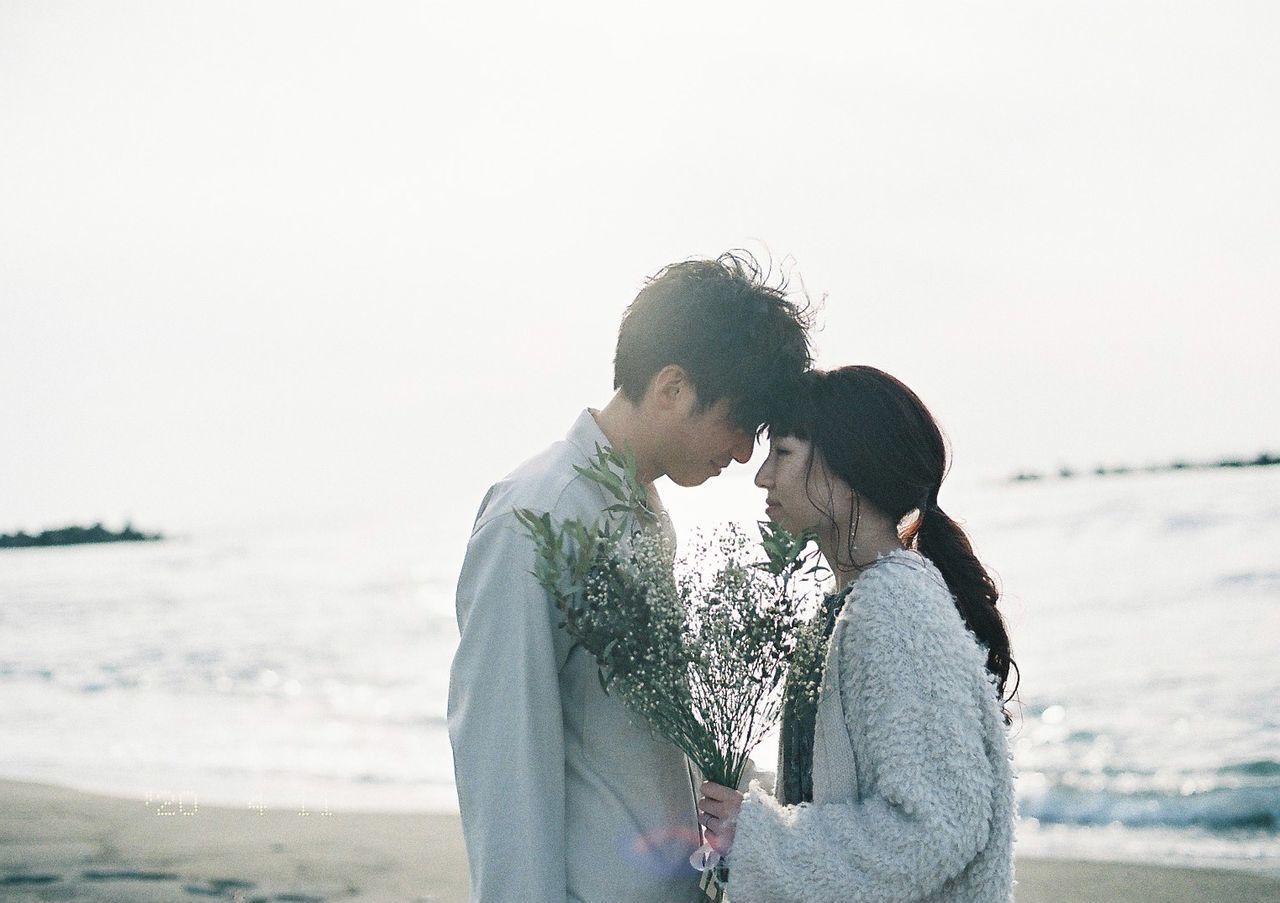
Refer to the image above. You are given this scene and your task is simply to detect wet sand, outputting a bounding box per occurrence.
[2,779,1277,901]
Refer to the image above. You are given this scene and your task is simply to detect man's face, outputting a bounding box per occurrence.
[660,395,756,487]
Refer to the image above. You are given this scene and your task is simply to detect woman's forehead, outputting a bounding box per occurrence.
[770,434,813,454]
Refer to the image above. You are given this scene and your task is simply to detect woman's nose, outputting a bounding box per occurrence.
[754,459,771,489]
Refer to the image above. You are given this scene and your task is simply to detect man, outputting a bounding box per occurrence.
[448,252,812,902]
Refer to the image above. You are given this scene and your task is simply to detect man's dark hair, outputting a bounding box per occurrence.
[613,251,814,433]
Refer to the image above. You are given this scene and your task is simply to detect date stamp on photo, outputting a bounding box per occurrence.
[144,791,332,817]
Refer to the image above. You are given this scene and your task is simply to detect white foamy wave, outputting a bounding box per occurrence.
[1020,783,1280,831]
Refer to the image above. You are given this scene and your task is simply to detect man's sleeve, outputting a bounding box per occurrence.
[447,509,569,902]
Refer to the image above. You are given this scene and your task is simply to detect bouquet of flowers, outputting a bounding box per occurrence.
[515,445,822,900]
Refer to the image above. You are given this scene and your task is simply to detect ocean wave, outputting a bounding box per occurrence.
[1020,783,1280,832]
[1217,570,1280,589]
[1222,760,1280,778]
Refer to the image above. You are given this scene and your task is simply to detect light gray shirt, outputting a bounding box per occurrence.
[448,409,705,902]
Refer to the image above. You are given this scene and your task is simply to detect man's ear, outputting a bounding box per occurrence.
[648,364,690,411]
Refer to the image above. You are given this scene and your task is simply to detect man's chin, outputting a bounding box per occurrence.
[670,471,715,488]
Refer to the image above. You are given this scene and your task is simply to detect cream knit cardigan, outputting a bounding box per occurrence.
[727,550,1016,902]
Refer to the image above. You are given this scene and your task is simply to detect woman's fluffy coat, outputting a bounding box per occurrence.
[727,550,1016,902]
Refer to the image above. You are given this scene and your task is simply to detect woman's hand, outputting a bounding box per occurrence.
[698,780,745,856]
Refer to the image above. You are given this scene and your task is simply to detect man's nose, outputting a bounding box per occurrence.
[731,431,754,464]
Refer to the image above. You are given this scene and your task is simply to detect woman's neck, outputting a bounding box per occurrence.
[817,518,905,593]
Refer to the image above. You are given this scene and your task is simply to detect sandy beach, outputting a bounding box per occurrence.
[2,779,1278,902]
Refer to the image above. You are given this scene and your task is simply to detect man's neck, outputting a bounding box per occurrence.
[592,392,663,485]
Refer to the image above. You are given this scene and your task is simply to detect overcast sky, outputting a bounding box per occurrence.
[2,1,1277,535]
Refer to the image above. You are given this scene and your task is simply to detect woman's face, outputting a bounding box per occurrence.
[753,435,851,538]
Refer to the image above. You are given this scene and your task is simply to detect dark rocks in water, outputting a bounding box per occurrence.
[1010,451,1279,484]
[82,869,182,881]
[0,874,61,885]
[0,522,163,549]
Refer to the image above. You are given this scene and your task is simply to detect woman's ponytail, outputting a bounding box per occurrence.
[914,506,1017,713]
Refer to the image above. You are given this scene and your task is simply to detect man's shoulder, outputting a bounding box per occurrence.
[471,437,607,535]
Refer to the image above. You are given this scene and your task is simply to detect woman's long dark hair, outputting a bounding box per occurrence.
[769,366,1019,713]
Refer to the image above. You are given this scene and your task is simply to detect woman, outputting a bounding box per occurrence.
[697,366,1018,902]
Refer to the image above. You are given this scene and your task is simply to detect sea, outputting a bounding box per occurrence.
[1,465,1277,876]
